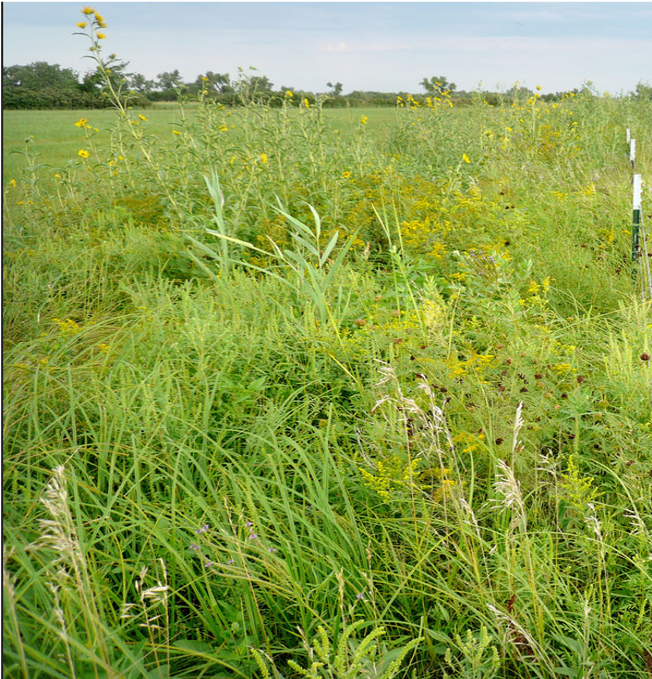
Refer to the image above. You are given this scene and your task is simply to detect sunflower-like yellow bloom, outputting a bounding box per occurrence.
[78,150,90,158]
[261,153,268,164]
[76,22,87,28]
[75,118,87,127]
[360,116,368,124]
[462,154,471,163]
[96,32,106,39]
[138,114,148,121]
[82,6,95,15]
[94,12,104,21]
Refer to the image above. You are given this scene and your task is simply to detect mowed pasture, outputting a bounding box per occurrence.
[3,90,652,679]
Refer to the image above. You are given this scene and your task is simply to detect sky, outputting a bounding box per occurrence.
[3,2,652,94]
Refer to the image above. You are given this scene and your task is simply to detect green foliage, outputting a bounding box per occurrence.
[421,75,457,95]
[2,85,111,109]
[3,8,652,678]
[156,69,183,91]
[3,62,80,89]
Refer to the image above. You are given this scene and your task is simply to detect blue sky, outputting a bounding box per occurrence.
[3,2,652,94]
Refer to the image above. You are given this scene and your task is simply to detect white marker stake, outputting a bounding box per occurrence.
[632,174,642,263]
[630,139,636,168]
[633,174,642,211]
[626,128,631,143]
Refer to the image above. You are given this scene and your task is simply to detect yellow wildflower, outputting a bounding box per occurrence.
[462,154,471,163]
[138,114,147,121]
[201,76,208,81]
[96,32,106,39]
[94,12,104,22]
[9,179,17,188]
[260,153,268,164]
[75,118,87,127]
[118,155,124,161]
[82,6,95,15]
[285,90,293,98]
[342,171,351,179]
[303,98,310,108]
[54,174,61,179]
[172,130,181,135]
[76,21,87,28]
[360,116,368,124]
[78,149,89,158]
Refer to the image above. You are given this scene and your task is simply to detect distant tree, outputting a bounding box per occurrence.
[634,81,652,100]
[3,62,80,89]
[327,81,343,96]
[505,83,533,102]
[421,76,456,96]
[80,55,131,93]
[128,73,155,94]
[196,71,232,93]
[2,61,116,109]
[248,75,273,93]
[156,70,183,91]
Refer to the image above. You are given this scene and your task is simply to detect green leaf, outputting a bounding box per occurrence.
[174,640,213,653]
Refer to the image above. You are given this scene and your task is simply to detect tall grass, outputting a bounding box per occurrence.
[3,10,652,678]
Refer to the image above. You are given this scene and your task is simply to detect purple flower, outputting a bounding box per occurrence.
[204,561,214,568]
[356,592,365,600]
[189,543,199,551]
[227,559,235,565]
[195,524,210,535]
[268,547,277,553]
[248,533,258,540]
[245,522,253,527]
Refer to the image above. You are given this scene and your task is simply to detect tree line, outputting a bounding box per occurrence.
[3,61,651,110]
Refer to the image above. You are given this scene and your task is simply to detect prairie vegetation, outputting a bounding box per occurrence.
[3,10,652,679]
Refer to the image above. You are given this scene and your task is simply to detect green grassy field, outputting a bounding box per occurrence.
[2,106,400,183]
[4,84,652,679]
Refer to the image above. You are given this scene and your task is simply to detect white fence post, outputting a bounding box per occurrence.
[630,139,636,168]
